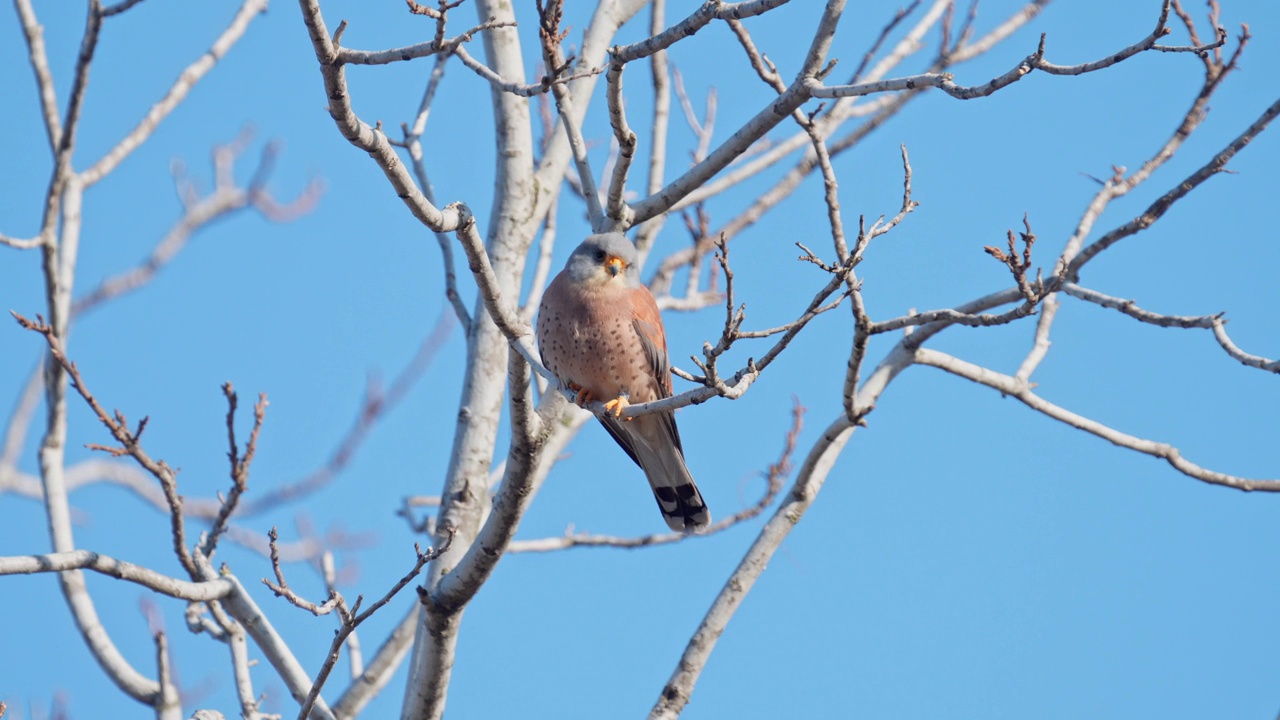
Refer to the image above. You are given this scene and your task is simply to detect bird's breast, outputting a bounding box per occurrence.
[540,307,655,402]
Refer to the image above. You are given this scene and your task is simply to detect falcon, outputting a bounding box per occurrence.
[537,232,711,532]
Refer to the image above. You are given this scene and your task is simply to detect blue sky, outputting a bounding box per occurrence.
[2,1,1279,718]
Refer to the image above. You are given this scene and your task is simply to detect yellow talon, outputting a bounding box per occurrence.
[566,383,594,407]
[603,394,631,419]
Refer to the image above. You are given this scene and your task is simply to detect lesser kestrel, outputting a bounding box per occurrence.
[537,232,711,532]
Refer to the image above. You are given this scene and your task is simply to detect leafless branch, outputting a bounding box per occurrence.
[75,136,322,316]
[81,0,269,186]
[647,1,958,282]
[1015,293,1060,382]
[262,528,343,616]
[399,53,473,331]
[152,631,180,718]
[984,214,1049,304]
[652,277,1048,715]
[330,604,419,718]
[282,536,450,720]
[13,312,197,577]
[1,364,42,474]
[338,20,511,66]
[538,0,606,228]
[318,552,364,681]
[671,65,717,164]
[0,233,43,250]
[59,2,103,166]
[849,1,922,84]
[223,520,376,568]
[199,384,267,560]
[14,0,63,152]
[428,349,543,609]
[520,205,561,323]
[604,54,639,222]
[611,0,793,65]
[297,0,469,234]
[0,551,233,601]
[101,0,147,17]
[816,1,1223,103]
[1066,93,1279,280]
[649,412,856,719]
[1063,284,1279,374]
[844,146,917,417]
[448,210,555,381]
[452,45,606,98]
[632,0,672,258]
[1063,283,1220,329]
[1211,321,1280,373]
[189,568,338,720]
[914,347,1280,491]
[862,143,918,250]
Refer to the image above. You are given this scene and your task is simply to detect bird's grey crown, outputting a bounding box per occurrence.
[564,232,640,284]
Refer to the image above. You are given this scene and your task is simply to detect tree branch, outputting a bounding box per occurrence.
[0,550,234,601]
[331,603,419,718]
[914,347,1280,491]
[428,350,543,610]
[80,0,269,186]
[1066,93,1280,279]
[649,413,856,719]
[75,136,322,316]
[13,0,63,152]
[14,312,198,577]
[1062,283,1279,374]
[337,20,511,66]
[399,52,473,331]
[296,0,468,233]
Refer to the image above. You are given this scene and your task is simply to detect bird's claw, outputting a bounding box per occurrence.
[567,383,595,408]
[604,393,631,419]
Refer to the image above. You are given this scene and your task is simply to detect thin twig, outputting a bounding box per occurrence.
[13,312,197,577]
[200,385,268,559]
[285,536,452,720]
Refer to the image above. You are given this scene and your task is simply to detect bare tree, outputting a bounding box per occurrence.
[2,0,1277,718]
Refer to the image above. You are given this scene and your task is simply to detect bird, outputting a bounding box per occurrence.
[537,232,711,532]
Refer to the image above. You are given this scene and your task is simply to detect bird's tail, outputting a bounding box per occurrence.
[638,442,711,532]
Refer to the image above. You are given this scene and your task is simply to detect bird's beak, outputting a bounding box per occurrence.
[605,256,624,277]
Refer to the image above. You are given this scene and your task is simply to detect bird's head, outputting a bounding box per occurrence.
[564,232,640,287]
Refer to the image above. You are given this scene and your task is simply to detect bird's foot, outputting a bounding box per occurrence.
[603,393,631,419]
[567,383,595,408]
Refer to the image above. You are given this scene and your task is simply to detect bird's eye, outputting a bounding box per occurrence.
[594,249,606,261]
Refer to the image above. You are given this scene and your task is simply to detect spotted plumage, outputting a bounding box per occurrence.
[537,232,710,532]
